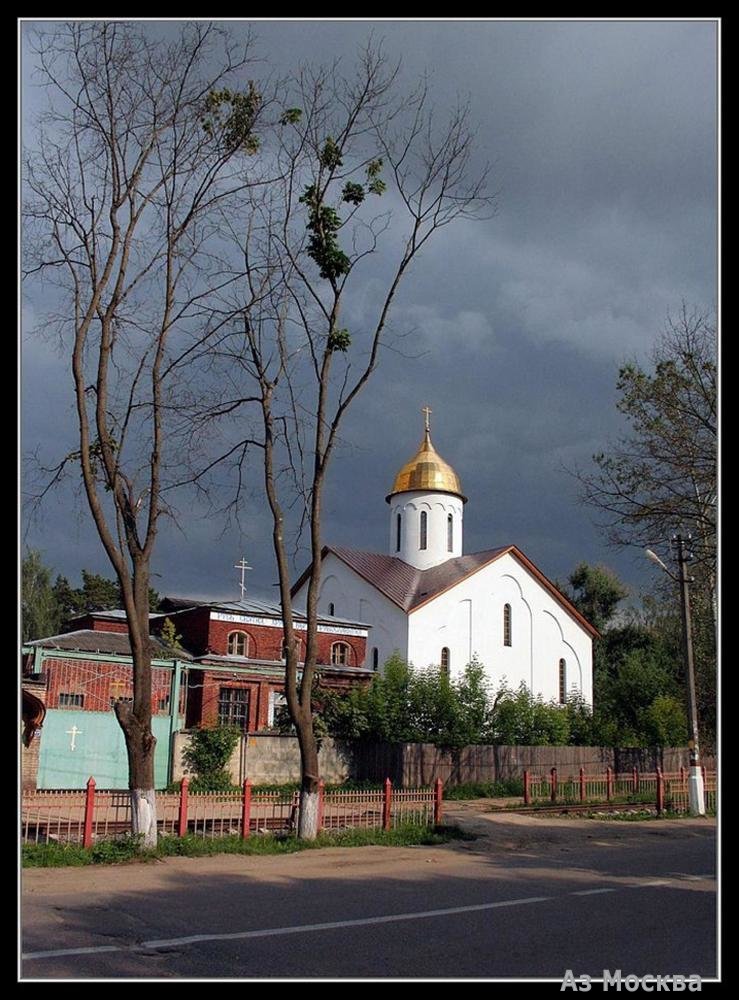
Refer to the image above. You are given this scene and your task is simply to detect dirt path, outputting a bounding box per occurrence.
[441,798,714,854]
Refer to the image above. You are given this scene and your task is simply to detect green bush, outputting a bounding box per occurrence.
[181,725,242,791]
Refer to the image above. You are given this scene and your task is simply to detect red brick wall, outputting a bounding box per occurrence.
[195,673,276,731]
[43,657,174,715]
[65,616,130,634]
[203,618,366,666]
[156,607,211,656]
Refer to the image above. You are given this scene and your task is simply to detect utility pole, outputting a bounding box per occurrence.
[674,534,705,816]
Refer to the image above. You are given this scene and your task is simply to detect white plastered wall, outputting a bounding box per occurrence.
[293,552,409,673]
[407,551,593,705]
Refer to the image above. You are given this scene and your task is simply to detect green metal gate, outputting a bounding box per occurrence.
[37,710,173,789]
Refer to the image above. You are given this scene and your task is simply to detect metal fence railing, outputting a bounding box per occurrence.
[21,777,443,845]
[523,766,717,814]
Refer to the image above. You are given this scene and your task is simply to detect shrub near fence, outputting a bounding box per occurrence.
[21,777,442,845]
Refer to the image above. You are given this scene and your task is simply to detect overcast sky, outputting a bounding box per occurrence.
[20,18,718,607]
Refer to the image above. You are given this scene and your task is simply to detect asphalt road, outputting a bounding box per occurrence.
[21,812,717,980]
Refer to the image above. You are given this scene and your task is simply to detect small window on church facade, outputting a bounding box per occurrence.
[372,647,379,671]
[420,510,428,550]
[396,513,401,552]
[328,602,335,616]
[440,647,450,675]
[331,642,351,666]
[447,513,453,551]
[227,631,250,657]
[503,604,512,646]
[559,659,567,704]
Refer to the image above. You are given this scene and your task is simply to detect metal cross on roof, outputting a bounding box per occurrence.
[422,405,432,433]
[234,557,253,601]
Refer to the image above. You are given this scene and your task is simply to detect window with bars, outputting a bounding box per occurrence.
[420,510,428,550]
[58,692,84,709]
[559,659,567,705]
[331,642,350,666]
[503,604,512,646]
[218,687,250,730]
[227,631,249,657]
[440,647,450,676]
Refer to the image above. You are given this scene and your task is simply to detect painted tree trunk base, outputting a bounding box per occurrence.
[131,788,157,849]
[298,789,320,840]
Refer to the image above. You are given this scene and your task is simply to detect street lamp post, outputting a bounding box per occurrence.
[645,535,705,816]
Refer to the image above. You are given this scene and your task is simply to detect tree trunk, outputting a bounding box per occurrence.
[115,703,158,848]
[297,728,320,840]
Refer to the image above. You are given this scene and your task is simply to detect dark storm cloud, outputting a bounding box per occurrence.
[21,19,717,602]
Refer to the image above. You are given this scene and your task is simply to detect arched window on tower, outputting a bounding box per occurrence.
[420,510,428,550]
[559,659,567,704]
[503,604,512,647]
[440,646,450,676]
[328,602,335,616]
[396,513,402,553]
[447,513,454,551]
[372,647,379,671]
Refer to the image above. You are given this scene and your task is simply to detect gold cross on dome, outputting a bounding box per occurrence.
[422,405,432,432]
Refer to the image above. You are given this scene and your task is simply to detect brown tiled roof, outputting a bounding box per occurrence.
[329,545,508,612]
[294,544,599,637]
[27,630,192,661]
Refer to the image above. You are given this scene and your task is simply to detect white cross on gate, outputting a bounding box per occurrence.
[234,557,253,601]
[66,725,83,751]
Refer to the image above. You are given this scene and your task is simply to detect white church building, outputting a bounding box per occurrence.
[293,411,596,706]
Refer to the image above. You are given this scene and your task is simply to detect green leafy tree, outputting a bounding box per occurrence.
[490,683,570,746]
[577,305,716,577]
[22,550,61,641]
[562,563,629,633]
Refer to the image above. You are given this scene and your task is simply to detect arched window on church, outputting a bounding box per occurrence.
[396,513,401,553]
[328,602,335,616]
[331,642,351,666]
[559,659,567,704]
[228,631,250,657]
[440,647,450,676]
[372,647,379,671]
[503,604,512,647]
[447,513,453,552]
[420,510,428,550]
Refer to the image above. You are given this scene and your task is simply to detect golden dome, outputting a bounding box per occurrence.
[386,423,466,503]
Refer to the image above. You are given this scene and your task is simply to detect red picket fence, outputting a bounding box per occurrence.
[21,777,443,845]
[523,766,717,814]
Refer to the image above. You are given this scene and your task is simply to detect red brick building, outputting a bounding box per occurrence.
[156,596,372,732]
[21,598,373,788]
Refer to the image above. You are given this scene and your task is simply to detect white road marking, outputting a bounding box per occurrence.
[571,888,616,896]
[24,895,551,960]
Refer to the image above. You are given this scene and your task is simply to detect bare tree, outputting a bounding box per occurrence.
[189,49,492,838]
[23,22,267,846]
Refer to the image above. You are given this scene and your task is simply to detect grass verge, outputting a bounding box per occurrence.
[22,824,474,868]
[443,780,524,800]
